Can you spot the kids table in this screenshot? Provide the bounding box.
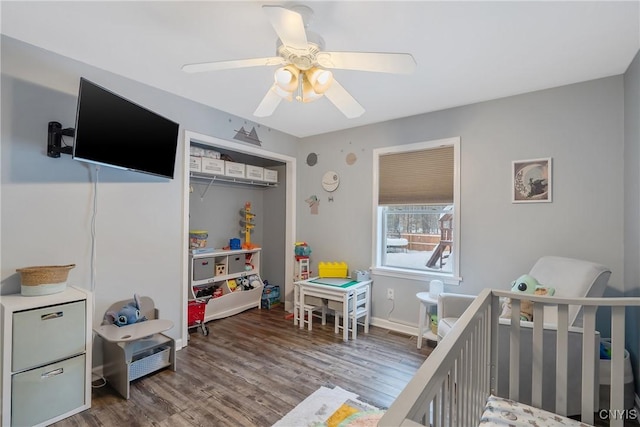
[293,277,372,342]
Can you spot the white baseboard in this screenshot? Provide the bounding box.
[91,365,104,380]
[174,337,184,350]
[370,316,419,336]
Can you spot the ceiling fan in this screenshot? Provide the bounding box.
[181,4,417,118]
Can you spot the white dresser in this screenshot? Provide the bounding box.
[1,287,92,426]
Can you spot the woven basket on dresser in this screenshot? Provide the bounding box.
[16,264,75,296]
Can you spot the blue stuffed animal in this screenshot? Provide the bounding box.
[106,294,147,327]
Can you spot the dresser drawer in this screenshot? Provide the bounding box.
[12,300,86,372]
[11,354,86,427]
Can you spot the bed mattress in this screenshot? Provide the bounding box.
[479,395,591,426]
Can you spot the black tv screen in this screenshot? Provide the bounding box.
[72,78,179,179]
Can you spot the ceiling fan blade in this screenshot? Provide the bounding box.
[262,5,308,51]
[317,52,417,74]
[253,86,283,117]
[182,57,286,73]
[324,79,365,119]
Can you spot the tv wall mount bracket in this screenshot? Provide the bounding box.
[47,121,75,158]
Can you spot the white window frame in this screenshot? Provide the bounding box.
[371,136,462,285]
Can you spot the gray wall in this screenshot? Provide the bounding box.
[189,185,267,250]
[299,76,626,331]
[0,36,299,355]
[624,49,640,396]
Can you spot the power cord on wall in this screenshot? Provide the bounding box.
[90,165,108,388]
[90,165,99,297]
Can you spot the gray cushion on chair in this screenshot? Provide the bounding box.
[528,256,610,326]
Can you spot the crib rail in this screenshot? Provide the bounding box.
[379,288,495,427]
[380,289,640,427]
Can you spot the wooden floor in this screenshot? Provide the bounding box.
[52,305,433,427]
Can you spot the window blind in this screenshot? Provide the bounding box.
[379,146,454,205]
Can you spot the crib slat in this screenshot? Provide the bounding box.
[610,306,626,427]
[463,339,470,425]
[455,348,467,422]
[581,305,596,425]
[469,327,477,424]
[435,380,444,426]
[509,299,521,401]
[448,363,455,426]
[490,294,501,398]
[555,304,569,416]
[531,303,544,408]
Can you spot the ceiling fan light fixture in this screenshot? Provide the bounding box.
[296,76,323,103]
[183,4,418,118]
[271,84,293,101]
[306,67,333,94]
[274,65,300,92]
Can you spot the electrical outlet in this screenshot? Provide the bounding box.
[387,288,394,300]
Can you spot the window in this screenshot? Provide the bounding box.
[372,137,460,283]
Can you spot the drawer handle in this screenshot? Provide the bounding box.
[41,311,63,320]
[41,368,64,379]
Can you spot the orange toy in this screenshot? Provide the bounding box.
[240,202,259,250]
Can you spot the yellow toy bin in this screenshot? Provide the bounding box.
[318,262,348,278]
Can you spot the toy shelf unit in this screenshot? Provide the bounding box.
[1,287,93,427]
[93,296,176,400]
[189,248,264,322]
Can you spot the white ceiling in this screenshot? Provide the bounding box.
[1,1,639,138]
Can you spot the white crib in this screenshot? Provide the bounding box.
[380,289,640,427]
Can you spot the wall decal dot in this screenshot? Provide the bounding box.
[346,152,357,165]
[306,153,318,166]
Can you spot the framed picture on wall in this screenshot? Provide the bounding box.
[512,157,552,203]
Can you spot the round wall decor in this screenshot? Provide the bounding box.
[306,153,318,166]
[346,152,357,165]
[321,171,340,192]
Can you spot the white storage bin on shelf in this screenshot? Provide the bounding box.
[190,156,202,172]
[201,157,225,175]
[245,165,264,181]
[225,161,245,178]
[263,168,278,183]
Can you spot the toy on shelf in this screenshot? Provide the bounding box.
[239,202,259,250]
[294,242,312,280]
[295,242,312,257]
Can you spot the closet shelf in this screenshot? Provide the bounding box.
[190,172,278,189]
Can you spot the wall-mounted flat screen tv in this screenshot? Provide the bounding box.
[72,78,180,179]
